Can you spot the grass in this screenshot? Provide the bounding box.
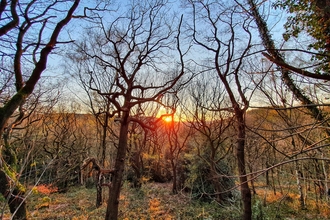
[0,182,230,220]
[1,182,330,219]
[252,186,330,220]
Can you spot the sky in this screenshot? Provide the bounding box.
[30,0,305,114]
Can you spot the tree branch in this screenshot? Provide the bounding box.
[262,52,330,80]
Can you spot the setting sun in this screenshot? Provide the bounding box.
[162,116,173,123]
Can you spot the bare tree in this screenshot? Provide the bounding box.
[184,74,236,203]
[250,63,330,209]
[69,1,188,219]
[81,157,115,207]
[0,1,82,218]
[247,0,330,206]
[162,108,193,194]
[68,58,119,169]
[186,1,255,219]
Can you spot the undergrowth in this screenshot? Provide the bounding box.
[1,182,330,219]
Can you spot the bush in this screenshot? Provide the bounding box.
[184,153,236,204]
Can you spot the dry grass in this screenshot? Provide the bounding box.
[254,186,330,219]
[119,182,189,219]
[1,182,209,219]
[2,182,330,219]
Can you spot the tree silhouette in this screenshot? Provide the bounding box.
[69,1,188,218]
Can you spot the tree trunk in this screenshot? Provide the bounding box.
[101,102,110,168]
[209,162,224,203]
[321,152,328,201]
[294,160,306,209]
[171,159,177,194]
[265,161,270,186]
[0,170,27,220]
[236,112,252,220]
[248,164,257,195]
[105,112,129,220]
[0,138,27,220]
[96,171,103,208]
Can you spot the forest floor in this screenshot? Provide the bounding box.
[1,182,330,219]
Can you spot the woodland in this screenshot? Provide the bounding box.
[1,0,330,219]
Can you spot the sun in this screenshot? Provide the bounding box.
[162,116,173,123]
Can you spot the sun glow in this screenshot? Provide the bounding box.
[162,116,173,123]
[157,107,183,123]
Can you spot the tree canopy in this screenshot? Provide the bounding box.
[275,0,330,73]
